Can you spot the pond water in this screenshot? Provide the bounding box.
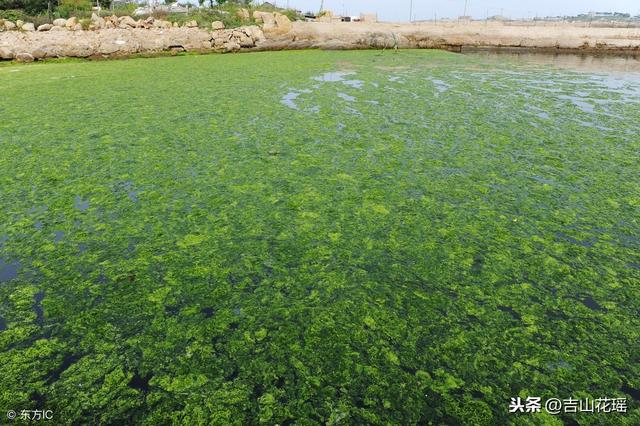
[0,50,639,424]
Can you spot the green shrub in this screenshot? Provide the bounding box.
[0,9,26,22]
[56,0,91,18]
[108,4,137,17]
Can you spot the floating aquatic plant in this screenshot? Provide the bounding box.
[0,50,639,424]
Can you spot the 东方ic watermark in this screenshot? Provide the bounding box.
[509,396,627,415]
[6,409,53,421]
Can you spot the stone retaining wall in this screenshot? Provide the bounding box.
[1,15,639,62]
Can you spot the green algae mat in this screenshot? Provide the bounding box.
[1,50,639,425]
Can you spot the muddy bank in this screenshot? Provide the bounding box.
[1,20,639,62]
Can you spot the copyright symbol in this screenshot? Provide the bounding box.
[7,410,16,420]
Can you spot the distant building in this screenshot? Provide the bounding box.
[360,13,377,23]
[134,2,189,16]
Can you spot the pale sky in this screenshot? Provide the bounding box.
[271,0,640,22]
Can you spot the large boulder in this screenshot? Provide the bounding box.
[184,20,198,28]
[211,20,224,30]
[22,22,35,31]
[244,25,266,44]
[37,24,53,31]
[3,20,17,30]
[91,13,105,29]
[258,12,291,35]
[152,19,172,29]
[232,29,253,48]
[274,13,291,32]
[16,52,34,62]
[65,17,77,29]
[53,18,67,27]
[118,16,137,28]
[253,11,275,25]
[0,46,13,59]
[225,40,241,52]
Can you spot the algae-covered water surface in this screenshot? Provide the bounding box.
[1,50,639,424]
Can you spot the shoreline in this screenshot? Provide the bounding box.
[2,20,640,63]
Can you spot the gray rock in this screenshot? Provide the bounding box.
[37,24,53,31]
[118,16,137,28]
[224,40,241,52]
[65,17,77,29]
[16,52,34,62]
[22,23,36,31]
[211,21,225,30]
[53,18,67,27]
[0,47,13,59]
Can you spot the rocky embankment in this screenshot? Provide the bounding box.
[2,11,640,62]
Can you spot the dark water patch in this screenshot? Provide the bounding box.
[74,196,89,212]
[77,243,87,254]
[0,315,6,331]
[555,232,597,248]
[30,391,46,407]
[164,305,180,316]
[0,234,7,249]
[225,369,239,382]
[628,262,640,270]
[114,180,139,203]
[46,353,82,384]
[0,259,20,282]
[201,307,215,318]
[621,385,640,401]
[497,305,522,321]
[34,291,45,326]
[581,296,604,311]
[471,390,485,399]
[400,365,417,375]
[617,233,640,249]
[35,220,43,230]
[128,190,138,203]
[54,230,64,243]
[471,255,484,274]
[129,372,153,392]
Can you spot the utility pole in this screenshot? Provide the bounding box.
[409,0,413,22]
[319,0,324,14]
[463,0,469,17]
